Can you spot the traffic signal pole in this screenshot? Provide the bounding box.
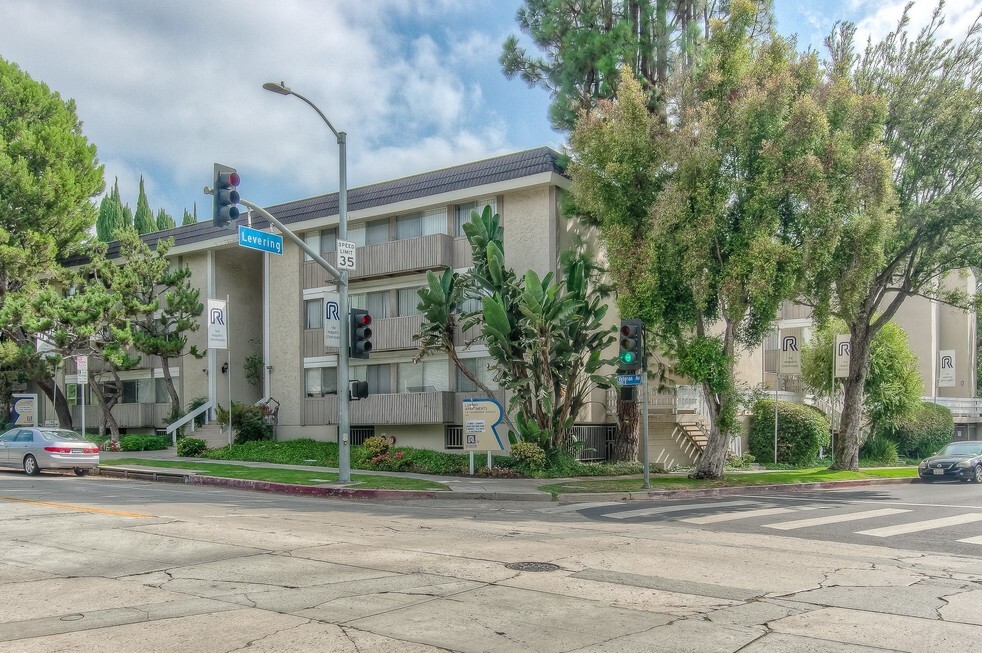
[236,197,354,483]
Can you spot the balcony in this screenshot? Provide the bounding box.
[304,391,458,425]
[303,233,454,288]
[303,315,425,358]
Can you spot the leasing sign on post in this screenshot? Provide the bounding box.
[939,349,956,388]
[207,299,228,350]
[779,333,802,375]
[834,334,851,379]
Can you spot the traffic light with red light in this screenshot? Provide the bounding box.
[213,163,240,229]
[619,319,644,371]
[350,309,373,359]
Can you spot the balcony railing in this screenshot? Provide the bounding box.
[303,233,454,288]
[303,315,426,357]
[304,391,458,425]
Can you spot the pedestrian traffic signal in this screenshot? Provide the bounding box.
[350,309,373,359]
[212,163,240,229]
[350,380,369,400]
[619,319,643,371]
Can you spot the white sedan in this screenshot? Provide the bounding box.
[0,427,100,476]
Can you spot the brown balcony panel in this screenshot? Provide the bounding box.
[304,391,457,425]
[304,329,340,358]
[303,234,454,288]
[372,315,423,351]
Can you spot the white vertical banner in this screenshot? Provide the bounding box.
[779,332,801,375]
[323,292,340,348]
[938,349,956,388]
[207,299,228,350]
[834,334,851,379]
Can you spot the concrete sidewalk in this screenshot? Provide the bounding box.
[97,450,918,502]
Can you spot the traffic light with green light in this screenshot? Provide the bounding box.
[619,319,643,371]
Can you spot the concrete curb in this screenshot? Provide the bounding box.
[98,465,919,503]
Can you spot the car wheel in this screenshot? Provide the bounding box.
[73,468,89,477]
[973,465,982,484]
[23,455,39,476]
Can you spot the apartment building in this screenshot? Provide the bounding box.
[55,147,617,452]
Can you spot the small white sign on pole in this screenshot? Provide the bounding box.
[938,349,956,388]
[207,299,228,350]
[75,355,88,384]
[834,334,851,379]
[337,239,357,271]
[323,292,340,348]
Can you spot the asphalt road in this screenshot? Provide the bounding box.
[4,471,982,652]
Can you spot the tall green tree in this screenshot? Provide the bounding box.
[501,0,773,130]
[811,5,982,470]
[181,203,197,226]
[0,55,104,422]
[112,230,203,417]
[156,208,176,231]
[569,2,893,478]
[133,176,155,234]
[96,178,126,242]
[801,319,921,439]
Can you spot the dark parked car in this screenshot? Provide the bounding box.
[0,427,99,476]
[918,442,982,483]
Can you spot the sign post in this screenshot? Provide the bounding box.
[75,355,88,437]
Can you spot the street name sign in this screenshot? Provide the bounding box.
[238,225,283,255]
[337,239,356,271]
[617,374,643,386]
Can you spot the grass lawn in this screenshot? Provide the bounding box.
[538,466,918,494]
[106,458,450,491]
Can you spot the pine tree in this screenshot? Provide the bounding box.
[133,176,155,234]
[156,208,175,231]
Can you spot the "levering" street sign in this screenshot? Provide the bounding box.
[238,225,283,255]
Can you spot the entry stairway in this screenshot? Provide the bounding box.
[191,423,231,450]
[647,408,710,470]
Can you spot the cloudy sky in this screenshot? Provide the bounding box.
[1,0,978,222]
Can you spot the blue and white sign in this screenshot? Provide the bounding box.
[238,225,283,255]
[323,292,340,348]
[617,374,643,386]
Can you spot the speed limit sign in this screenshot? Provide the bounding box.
[337,239,356,271]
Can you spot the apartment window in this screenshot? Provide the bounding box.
[305,367,338,397]
[456,357,498,392]
[304,299,323,329]
[397,287,424,317]
[398,361,449,393]
[119,379,155,404]
[353,364,392,394]
[347,224,366,247]
[320,228,337,254]
[303,231,320,262]
[455,198,496,236]
[155,378,170,404]
[351,291,391,318]
[365,219,390,246]
[396,208,447,240]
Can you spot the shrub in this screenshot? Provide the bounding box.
[749,399,830,467]
[879,401,953,459]
[177,438,208,457]
[217,402,272,445]
[509,441,547,472]
[860,435,900,466]
[362,435,390,458]
[119,434,170,452]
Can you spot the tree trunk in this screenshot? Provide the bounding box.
[612,398,640,461]
[36,377,74,428]
[832,322,873,471]
[689,380,730,479]
[161,356,182,417]
[89,375,121,443]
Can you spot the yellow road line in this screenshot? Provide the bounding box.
[0,496,154,518]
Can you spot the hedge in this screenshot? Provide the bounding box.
[749,399,830,467]
[878,401,953,459]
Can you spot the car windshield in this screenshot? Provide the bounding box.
[39,429,87,442]
[940,444,982,457]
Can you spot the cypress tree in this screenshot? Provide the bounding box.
[156,208,176,231]
[133,176,155,234]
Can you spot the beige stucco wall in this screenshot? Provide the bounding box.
[213,247,264,409]
[179,251,211,407]
[502,186,556,278]
[267,239,307,434]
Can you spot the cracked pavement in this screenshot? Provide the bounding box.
[1,476,982,652]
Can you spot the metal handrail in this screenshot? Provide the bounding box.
[165,400,214,445]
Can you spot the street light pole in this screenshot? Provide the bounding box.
[263,81,353,483]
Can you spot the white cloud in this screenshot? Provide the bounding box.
[853,0,982,45]
[0,0,543,219]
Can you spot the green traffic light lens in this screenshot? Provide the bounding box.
[621,352,635,363]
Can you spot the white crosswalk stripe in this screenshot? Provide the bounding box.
[601,500,762,520]
[956,535,982,545]
[763,508,911,531]
[537,502,624,514]
[856,513,982,537]
[680,507,797,524]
